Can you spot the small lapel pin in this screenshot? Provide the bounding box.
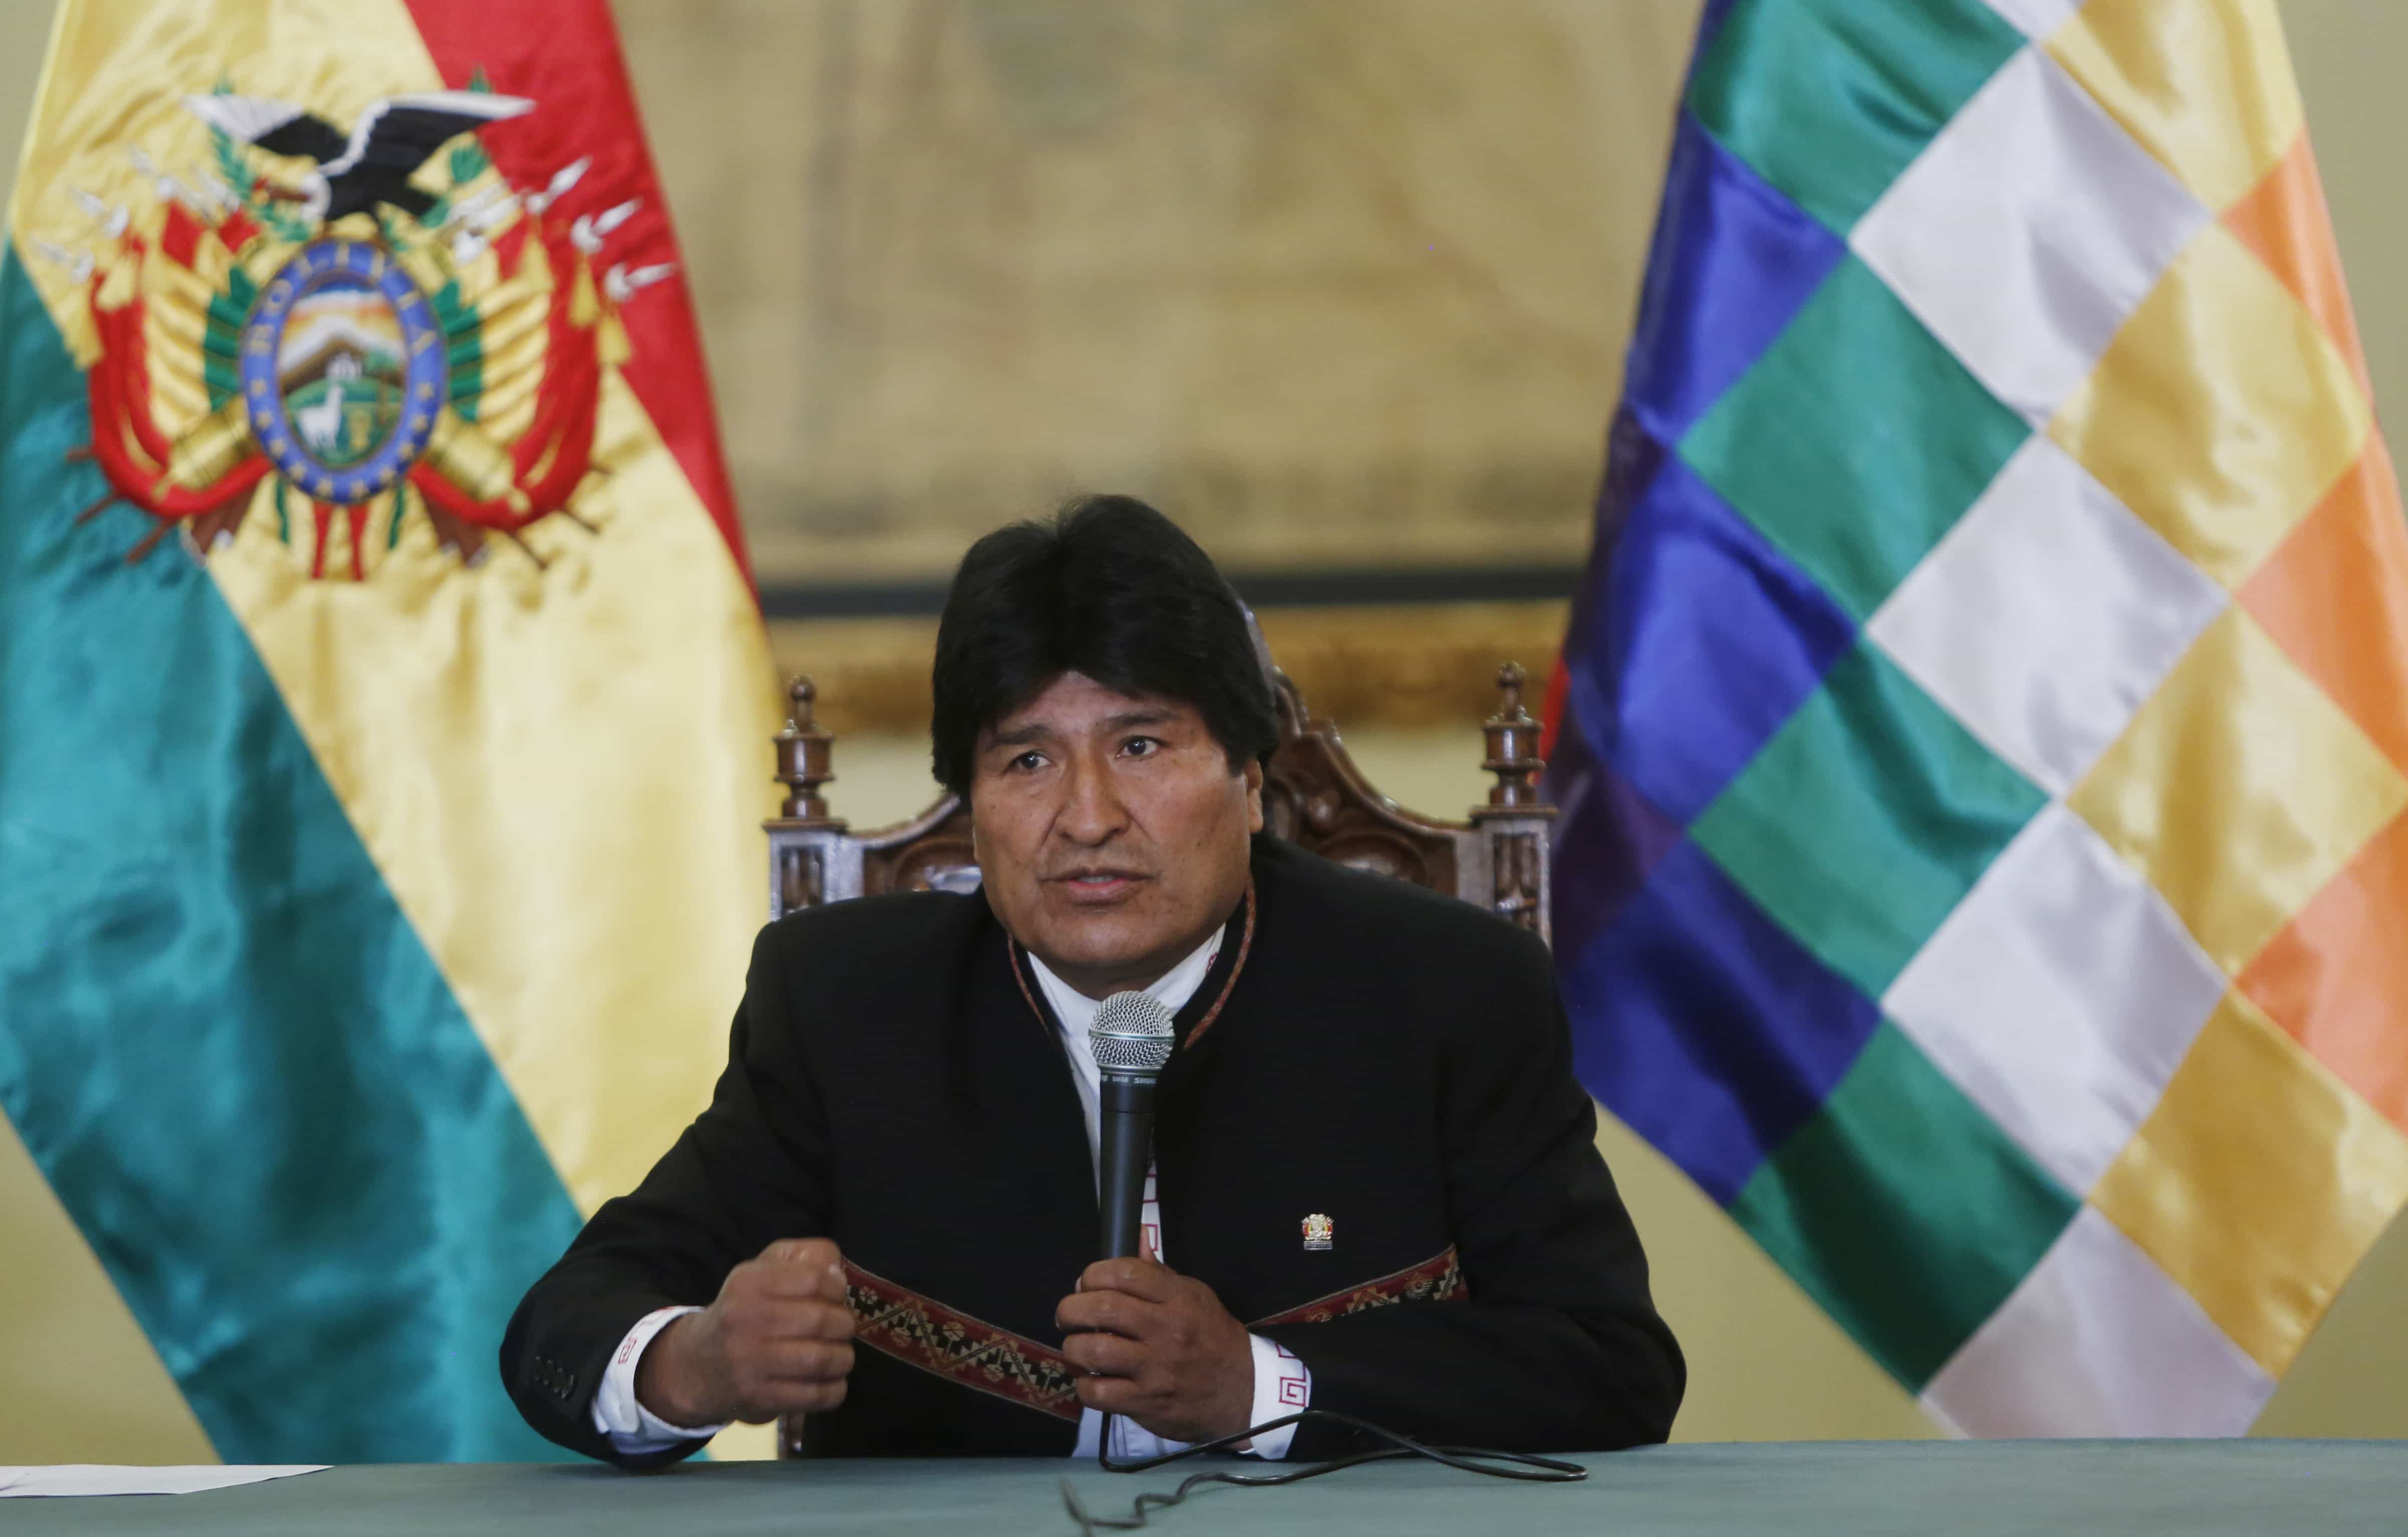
[1302,1212,1333,1251]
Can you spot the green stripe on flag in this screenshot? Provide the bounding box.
[1694,639,2045,999]
[1679,257,2031,622]
[0,252,584,1463]
[1731,1024,2078,1390]
[1688,0,2024,235]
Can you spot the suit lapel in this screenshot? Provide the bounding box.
[961,918,1099,1255]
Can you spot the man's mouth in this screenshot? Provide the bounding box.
[1049,869,1149,903]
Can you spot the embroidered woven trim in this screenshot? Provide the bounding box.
[842,1259,1082,1422]
[1006,882,1256,1051]
[843,1242,1465,1420]
[1181,883,1255,1049]
[1249,1246,1468,1327]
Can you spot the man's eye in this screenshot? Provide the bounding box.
[1010,751,1047,773]
[1121,737,1160,758]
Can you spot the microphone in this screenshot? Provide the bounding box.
[1089,992,1175,1261]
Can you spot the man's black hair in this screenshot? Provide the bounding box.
[930,495,1277,798]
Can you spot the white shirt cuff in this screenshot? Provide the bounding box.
[590,1305,727,1454]
[1239,1334,1310,1460]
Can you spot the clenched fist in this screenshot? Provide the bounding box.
[636,1237,856,1427]
[1056,1256,1255,1445]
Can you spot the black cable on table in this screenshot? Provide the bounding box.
[1060,1410,1586,1533]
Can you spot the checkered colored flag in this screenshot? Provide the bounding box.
[1551,0,2408,1435]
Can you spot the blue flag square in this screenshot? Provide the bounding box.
[1619,112,1847,447]
[1562,429,1855,828]
[1561,839,1883,1206]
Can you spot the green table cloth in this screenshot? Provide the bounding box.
[5,1441,2401,1535]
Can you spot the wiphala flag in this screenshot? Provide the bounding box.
[1552,0,2408,1435]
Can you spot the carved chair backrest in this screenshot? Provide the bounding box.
[764,662,1556,947]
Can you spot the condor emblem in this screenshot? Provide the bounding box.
[1302,1213,1333,1252]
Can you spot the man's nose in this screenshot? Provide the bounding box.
[1056,755,1130,844]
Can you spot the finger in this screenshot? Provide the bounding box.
[771,1300,856,1342]
[756,1238,848,1298]
[760,1236,840,1268]
[750,1338,854,1383]
[1056,1289,1159,1340]
[727,1297,855,1343]
[1074,1375,1161,1418]
[741,1375,849,1421]
[1060,1330,1148,1379]
[1077,1257,1182,1304]
[743,1264,853,1305]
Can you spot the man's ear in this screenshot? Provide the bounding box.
[1242,757,1265,834]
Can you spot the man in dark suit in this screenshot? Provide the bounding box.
[502,497,1684,1464]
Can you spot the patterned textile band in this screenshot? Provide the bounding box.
[842,1259,1085,1421]
[1007,882,1257,1051]
[842,1244,1466,1419]
[1251,1246,1468,1327]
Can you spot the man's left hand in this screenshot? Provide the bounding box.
[1056,1256,1254,1444]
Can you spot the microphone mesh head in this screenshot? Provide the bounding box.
[1090,991,1176,1074]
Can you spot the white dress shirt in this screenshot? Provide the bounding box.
[593,929,1309,1458]
[1025,934,1310,1462]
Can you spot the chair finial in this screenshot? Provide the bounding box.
[1496,662,1527,717]
[774,674,837,821]
[1481,662,1543,809]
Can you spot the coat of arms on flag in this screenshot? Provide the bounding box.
[40,78,676,580]
[1552,0,2408,1438]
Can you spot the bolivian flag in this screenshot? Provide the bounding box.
[0,1,777,1459]
[1554,0,2408,1435]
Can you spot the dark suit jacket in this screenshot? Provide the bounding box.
[502,834,1684,1463]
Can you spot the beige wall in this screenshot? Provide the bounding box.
[4,0,2407,1460]
[0,0,41,216]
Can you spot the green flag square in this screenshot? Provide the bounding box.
[1678,257,2031,622]
[1693,639,2046,1000]
[1688,0,2026,236]
[1731,1023,2080,1390]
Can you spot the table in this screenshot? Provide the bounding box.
[4,1441,2401,1535]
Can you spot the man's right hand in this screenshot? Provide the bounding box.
[635,1237,856,1427]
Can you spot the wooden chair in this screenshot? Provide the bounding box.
[763,660,1557,946]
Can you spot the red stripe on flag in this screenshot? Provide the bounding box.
[401,0,754,589]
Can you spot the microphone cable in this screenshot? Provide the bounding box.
[1059,1410,1586,1533]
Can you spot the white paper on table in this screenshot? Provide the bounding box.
[0,1465,328,1497]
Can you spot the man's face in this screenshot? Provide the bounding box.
[970,671,1263,999]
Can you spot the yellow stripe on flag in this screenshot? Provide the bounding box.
[206,374,779,1212]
